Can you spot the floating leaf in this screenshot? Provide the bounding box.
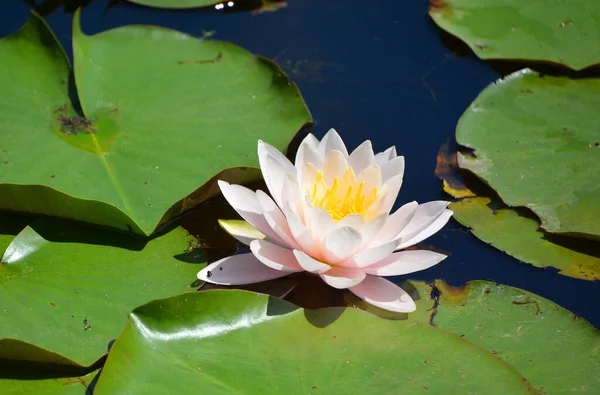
[94,286,535,393]
[0,12,311,235]
[1,368,99,395]
[435,139,475,198]
[429,0,600,70]
[456,69,600,239]
[0,219,204,367]
[450,197,600,280]
[433,280,600,393]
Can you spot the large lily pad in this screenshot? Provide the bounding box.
[1,370,98,395]
[0,12,311,235]
[94,286,535,393]
[433,280,600,393]
[456,69,600,239]
[0,219,205,367]
[429,0,600,70]
[450,197,600,281]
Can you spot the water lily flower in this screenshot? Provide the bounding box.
[197,129,452,312]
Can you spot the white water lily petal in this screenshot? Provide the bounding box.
[282,174,301,217]
[322,226,363,263]
[356,164,383,192]
[258,140,295,209]
[218,181,286,245]
[397,209,453,250]
[337,214,366,231]
[349,276,416,312]
[373,174,403,216]
[357,214,388,248]
[374,146,397,166]
[348,140,375,175]
[256,190,298,249]
[396,201,450,243]
[218,219,265,246]
[375,201,418,245]
[293,250,332,274]
[296,134,322,180]
[319,128,348,157]
[364,250,447,276]
[344,238,401,268]
[304,204,337,243]
[321,149,350,185]
[380,156,405,183]
[284,204,318,256]
[250,239,302,272]
[320,267,366,289]
[197,254,290,285]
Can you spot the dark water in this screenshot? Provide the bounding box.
[1,0,598,327]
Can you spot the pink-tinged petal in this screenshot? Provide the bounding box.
[320,267,366,289]
[250,239,302,272]
[374,146,397,166]
[256,190,299,249]
[349,276,416,312]
[295,134,322,180]
[396,201,450,245]
[197,254,290,285]
[397,209,453,250]
[321,150,350,186]
[293,250,332,274]
[363,250,447,276]
[258,140,295,209]
[348,140,375,176]
[375,201,418,245]
[380,156,405,183]
[344,238,400,268]
[358,214,387,247]
[319,128,349,157]
[218,219,265,246]
[282,175,302,217]
[356,164,382,191]
[285,204,318,256]
[218,181,286,245]
[337,214,366,231]
[322,226,363,263]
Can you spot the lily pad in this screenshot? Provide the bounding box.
[0,219,205,367]
[428,0,600,70]
[433,280,600,393]
[94,286,534,393]
[0,12,311,235]
[1,369,99,395]
[450,197,600,281]
[456,69,600,239]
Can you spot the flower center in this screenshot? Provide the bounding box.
[309,169,378,221]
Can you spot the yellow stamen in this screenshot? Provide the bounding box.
[308,169,379,221]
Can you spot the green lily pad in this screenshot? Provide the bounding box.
[456,69,600,239]
[94,285,535,393]
[428,0,600,70]
[0,12,310,236]
[450,197,600,281]
[433,280,600,393]
[0,219,205,367]
[1,369,99,395]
